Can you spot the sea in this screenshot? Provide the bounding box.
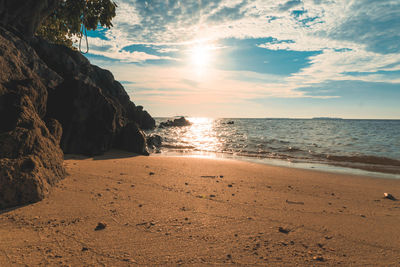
[146,118,400,179]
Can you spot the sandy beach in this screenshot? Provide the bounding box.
[1,150,400,266]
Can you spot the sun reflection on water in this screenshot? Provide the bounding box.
[183,117,220,153]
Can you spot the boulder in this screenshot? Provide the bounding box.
[147,134,163,153]
[0,0,60,40]
[31,38,155,155]
[159,117,192,128]
[0,27,66,209]
[115,123,149,155]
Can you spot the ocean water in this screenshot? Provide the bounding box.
[147,118,400,177]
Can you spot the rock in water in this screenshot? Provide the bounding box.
[147,134,162,150]
[159,117,192,128]
[31,38,155,155]
[0,27,66,209]
[115,123,149,155]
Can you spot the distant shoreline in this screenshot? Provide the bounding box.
[148,118,400,178]
[154,117,400,121]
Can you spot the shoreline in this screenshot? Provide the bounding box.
[151,150,400,180]
[1,151,400,265]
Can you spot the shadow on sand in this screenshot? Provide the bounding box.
[64,149,142,161]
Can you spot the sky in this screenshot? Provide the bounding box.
[84,0,400,119]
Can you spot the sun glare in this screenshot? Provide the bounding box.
[189,42,214,76]
[191,44,210,67]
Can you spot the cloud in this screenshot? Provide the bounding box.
[278,0,303,11]
[83,0,400,111]
[327,0,400,54]
[207,0,249,22]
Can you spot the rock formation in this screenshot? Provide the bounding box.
[0,0,60,40]
[159,117,192,128]
[31,38,155,155]
[0,0,155,209]
[0,27,65,209]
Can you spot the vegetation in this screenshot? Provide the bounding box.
[36,0,117,48]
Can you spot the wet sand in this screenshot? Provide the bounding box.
[1,150,400,266]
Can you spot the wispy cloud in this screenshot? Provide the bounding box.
[83,0,400,118]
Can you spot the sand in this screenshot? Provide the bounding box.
[1,150,400,266]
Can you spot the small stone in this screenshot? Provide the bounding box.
[278,227,290,234]
[209,194,216,198]
[313,256,325,261]
[81,247,89,252]
[384,193,397,200]
[149,172,155,175]
[185,182,189,185]
[94,222,107,231]
[220,175,224,178]
[138,204,143,207]
[228,184,233,187]
[226,254,232,259]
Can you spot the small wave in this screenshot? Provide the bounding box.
[161,144,196,149]
[324,154,400,166]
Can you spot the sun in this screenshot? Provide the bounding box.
[191,44,210,67]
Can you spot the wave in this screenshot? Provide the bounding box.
[161,144,196,149]
[324,154,400,167]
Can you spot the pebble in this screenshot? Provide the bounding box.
[313,256,325,261]
[94,222,107,231]
[278,227,290,234]
[384,193,396,200]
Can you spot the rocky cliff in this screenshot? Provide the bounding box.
[0,0,155,209]
[31,38,155,155]
[0,27,66,209]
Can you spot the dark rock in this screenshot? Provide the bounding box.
[31,38,155,155]
[159,117,192,128]
[0,0,60,40]
[383,193,397,200]
[313,256,325,261]
[146,134,162,149]
[114,122,149,155]
[45,118,62,144]
[94,222,107,231]
[278,227,290,234]
[0,27,66,209]
[227,121,234,124]
[0,0,155,210]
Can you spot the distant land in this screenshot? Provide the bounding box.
[312,117,343,120]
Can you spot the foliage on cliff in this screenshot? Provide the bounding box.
[36,0,117,47]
